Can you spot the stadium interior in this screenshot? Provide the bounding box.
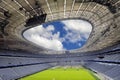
[0,0,120,80]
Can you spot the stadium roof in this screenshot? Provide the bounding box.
[0,0,120,54]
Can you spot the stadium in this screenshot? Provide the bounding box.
[0,0,120,80]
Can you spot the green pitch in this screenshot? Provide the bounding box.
[20,66,100,80]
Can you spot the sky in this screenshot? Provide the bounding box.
[23,19,92,51]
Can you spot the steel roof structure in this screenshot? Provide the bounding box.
[0,0,120,80]
[0,0,120,54]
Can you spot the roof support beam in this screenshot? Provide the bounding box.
[75,0,84,16]
[24,0,38,15]
[69,0,75,17]
[45,0,53,19]
[64,0,66,18]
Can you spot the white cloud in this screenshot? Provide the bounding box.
[30,34,63,51]
[23,25,64,51]
[61,20,92,43]
[78,43,82,46]
[62,31,83,43]
[23,20,92,51]
[46,25,54,31]
[62,20,92,33]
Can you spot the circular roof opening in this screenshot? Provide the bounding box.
[23,19,92,51]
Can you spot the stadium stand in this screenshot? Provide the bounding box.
[0,0,119,80]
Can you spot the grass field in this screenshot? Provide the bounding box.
[20,66,100,80]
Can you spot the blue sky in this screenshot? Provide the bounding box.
[23,19,92,51]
